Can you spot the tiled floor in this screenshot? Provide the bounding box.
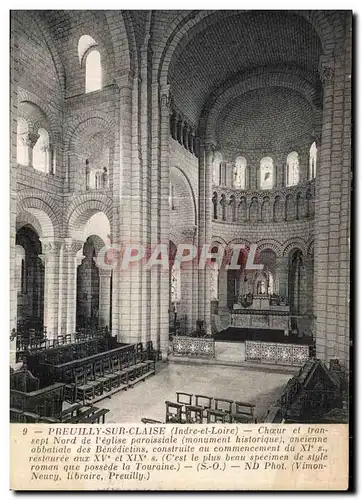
[97,362,291,423]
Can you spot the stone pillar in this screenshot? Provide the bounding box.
[39,239,62,339]
[113,73,133,342]
[98,268,111,328]
[198,143,214,333]
[180,227,197,333]
[276,256,289,300]
[159,85,171,357]
[314,19,351,367]
[60,239,84,338]
[25,132,39,167]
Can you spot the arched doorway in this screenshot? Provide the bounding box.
[15,225,44,333]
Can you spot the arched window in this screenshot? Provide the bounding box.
[260,157,274,190]
[17,119,28,165]
[78,35,97,62]
[309,142,317,180]
[33,128,50,173]
[233,156,247,189]
[286,151,300,187]
[213,152,223,185]
[85,50,102,93]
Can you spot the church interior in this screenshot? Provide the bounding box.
[10,10,351,424]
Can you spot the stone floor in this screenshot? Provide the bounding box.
[97,362,291,423]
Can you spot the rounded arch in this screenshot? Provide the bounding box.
[66,114,116,154]
[307,239,315,257]
[256,239,283,257]
[16,211,43,237]
[66,193,113,241]
[83,234,107,257]
[78,35,98,63]
[17,189,61,238]
[283,237,307,257]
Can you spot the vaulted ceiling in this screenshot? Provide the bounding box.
[216,87,315,151]
[168,11,323,126]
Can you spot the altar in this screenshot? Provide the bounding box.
[231,294,290,334]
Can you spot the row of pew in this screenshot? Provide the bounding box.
[15,328,109,362]
[11,338,160,422]
[10,370,109,423]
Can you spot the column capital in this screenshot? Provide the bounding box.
[24,132,40,149]
[204,142,217,152]
[63,238,84,255]
[181,226,197,242]
[40,238,63,255]
[319,55,335,86]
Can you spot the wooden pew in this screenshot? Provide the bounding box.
[10,382,65,422]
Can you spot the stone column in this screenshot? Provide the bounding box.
[39,239,62,339]
[60,239,84,338]
[314,19,351,367]
[276,256,289,300]
[159,85,171,357]
[113,73,133,342]
[197,143,214,333]
[25,132,39,167]
[98,268,112,328]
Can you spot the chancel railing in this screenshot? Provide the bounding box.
[171,336,215,358]
[245,340,310,366]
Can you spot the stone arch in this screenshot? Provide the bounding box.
[256,239,283,257]
[66,114,117,153]
[17,88,61,139]
[83,234,106,257]
[307,239,315,257]
[282,238,307,257]
[16,211,43,238]
[17,189,61,239]
[66,193,113,241]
